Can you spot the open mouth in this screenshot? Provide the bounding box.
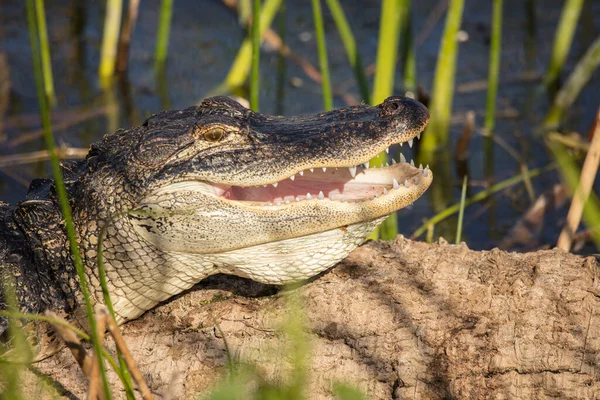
[197,147,430,207]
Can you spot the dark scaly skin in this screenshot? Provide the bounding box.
[0,96,431,331]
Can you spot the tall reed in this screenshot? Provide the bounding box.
[222,0,282,93]
[34,0,55,106]
[484,0,503,134]
[99,0,123,87]
[368,0,409,240]
[544,0,585,91]
[420,0,465,152]
[312,0,333,111]
[26,0,112,396]
[325,0,370,103]
[544,36,600,129]
[155,0,174,72]
[250,0,261,111]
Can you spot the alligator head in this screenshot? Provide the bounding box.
[8,96,432,324]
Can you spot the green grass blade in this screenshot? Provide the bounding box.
[324,0,370,103]
[250,0,261,111]
[544,0,585,90]
[420,0,465,151]
[155,0,174,72]
[401,15,416,93]
[455,175,468,244]
[34,0,55,106]
[544,36,600,129]
[411,163,556,239]
[220,0,282,94]
[312,0,333,111]
[26,1,112,397]
[99,0,123,88]
[275,0,287,115]
[548,139,600,249]
[368,0,409,240]
[484,0,502,133]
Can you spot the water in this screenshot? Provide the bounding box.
[0,0,598,252]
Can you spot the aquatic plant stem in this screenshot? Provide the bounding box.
[325,0,370,103]
[456,175,467,244]
[155,0,173,72]
[484,0,502,133]
[554,111,600,250]
[250,0,261,111]
[544,36,600,129]
[544,0,585,90]
[34,0,55,106]
[222,0,282,92]
[420,0,465,151]
[99,0,123,88]
[26,0,112,397]
[368,0,408,240]
[411,163,556,239]
[312,0,333,111]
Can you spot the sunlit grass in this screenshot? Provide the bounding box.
[312,0,333,111]
[98,0,123,88]
[250,0,262,111]
[367,0,410,240]
[544,36,600,129]
[543,0,585,91]
[325,0,370,103]
[154,0,174,73]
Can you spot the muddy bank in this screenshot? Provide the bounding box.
[32,237,600,399]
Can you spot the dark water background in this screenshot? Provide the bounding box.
[0,0,599,252]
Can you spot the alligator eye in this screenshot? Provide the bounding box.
[203,127,225,142]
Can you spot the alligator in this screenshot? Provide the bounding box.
[0,96,431,332]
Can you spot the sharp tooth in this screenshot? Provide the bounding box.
[329,193,335,200]
[348,166,357,178]
[408,139,414,148]
[419,164,423,170]
[290,175,295,181]
[375,194,379,198]
[295,197,300,202]
[413,177,419,184]
[417,132,421,140]
[404,179,410,188]
[306,193,312,200]
[285,200,290,204]
[410,160,415,167]
[299,171,304,176]
[364,161,369,169]
[385,148,389,154]
[275,200,282,205]
[272,182,278,188]
[383,188,388,195]
[399,142,403,147]
[393,178,399,190]
[310,168,314,173]
[392,158,397,165]
[322,167,327,172]
[318,191,325,200]
[385,162,389,167]
[423,168,429,177]
[400,153,406,163]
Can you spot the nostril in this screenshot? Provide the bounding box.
[379,96,411,116]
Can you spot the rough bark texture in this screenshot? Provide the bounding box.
[28,237,600,399]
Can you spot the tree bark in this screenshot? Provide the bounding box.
[31,237,600,399]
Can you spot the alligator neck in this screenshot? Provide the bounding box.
[0,198,79,328]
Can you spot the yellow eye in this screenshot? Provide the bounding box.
[203,127,225,142]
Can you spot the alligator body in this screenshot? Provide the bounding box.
[0,96,431,329]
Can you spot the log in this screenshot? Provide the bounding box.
[31,237,600,399]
